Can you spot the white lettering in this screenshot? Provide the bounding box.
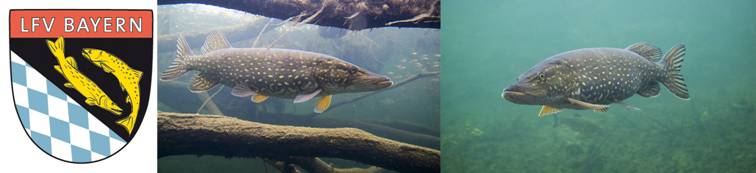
[130,17,142,32]
[77,18,89,32]
[103,18,112,32]
[20,17,28,32]
[89,17,101,32]
[65,18,74,32]
[116,18,125,32]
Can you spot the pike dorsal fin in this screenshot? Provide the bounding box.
[626,42,662,62]
[65,56,78,69]
[201,32,231,54]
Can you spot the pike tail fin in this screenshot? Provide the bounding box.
[660,44,689,100]
[116,113,138,135]
[161,34,192,80]
[46,36,65,59]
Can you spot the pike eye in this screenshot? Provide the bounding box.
[539,74,545,79]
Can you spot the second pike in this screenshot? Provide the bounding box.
[502,42,689,117]
[82,48,143,135]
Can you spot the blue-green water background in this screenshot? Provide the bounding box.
[442,0,756,172]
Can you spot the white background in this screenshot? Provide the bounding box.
[0,0,157,172]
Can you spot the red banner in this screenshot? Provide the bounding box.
[10,10,152,38]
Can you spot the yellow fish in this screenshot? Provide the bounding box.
[46,37,123,115]
[82,48,143,135]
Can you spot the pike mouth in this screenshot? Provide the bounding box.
[376,80,394,88]
[502,91,526,100]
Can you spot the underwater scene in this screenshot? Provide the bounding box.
[442,0,756,172]
[157,3,439,173]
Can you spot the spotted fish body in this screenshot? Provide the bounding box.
[187,48,350,97]
[503,43,689,117]
[46,37,123,115]
[82,48,143,134]
[161,33,393,113]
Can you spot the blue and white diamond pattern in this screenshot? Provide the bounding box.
[11,52,126,163]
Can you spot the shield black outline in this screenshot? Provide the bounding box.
[9,9,153,164]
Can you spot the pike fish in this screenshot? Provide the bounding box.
[502,42,689,117]
[160,33,393,113]
[46,36,123,115]
[82,48,143,134]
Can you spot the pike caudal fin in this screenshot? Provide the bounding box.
[46,36,65,59]
[161,35,192,80]
[116,114,137,135]
[660,44,689,99]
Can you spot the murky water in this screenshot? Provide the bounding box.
[441,0,756,172]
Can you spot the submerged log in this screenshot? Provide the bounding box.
[251,113,440,149]
[158,112,440,172]
[158,0,440,30]
[158,74,441,149]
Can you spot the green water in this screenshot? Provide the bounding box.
[441,0,756,172]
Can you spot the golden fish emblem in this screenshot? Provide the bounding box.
[81,48,143,135]
[46,36,123,115]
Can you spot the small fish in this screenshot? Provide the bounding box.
[82,48,143,134]
[502,42,689,117]
[46,36,123,115]
[161,32,393,113]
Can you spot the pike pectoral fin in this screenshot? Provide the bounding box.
[539,105,561,118]
[231,85,255,97]
[101,64,114,73]
[84,97,97,106]
[54,65,63,74]
[64,83,74,88]
[567,98,610,112]
[294,89,322,103]
[314,95,332,114]
[252,95,269,103]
